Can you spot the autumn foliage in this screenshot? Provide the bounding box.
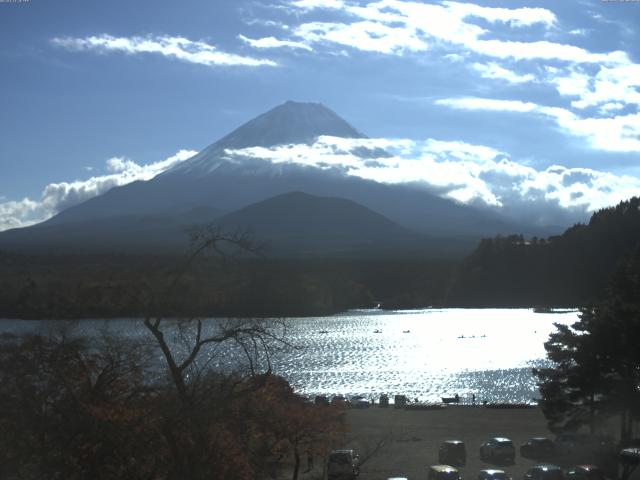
[0,331,346,480]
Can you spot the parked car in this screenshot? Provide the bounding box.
[523,465,563,480]
[351,398,371,409]
[480,438,516,464]
[621,438,640,448]
[619,447,640,466]
[619,438,640,467]
[395,394,407,408]
[439,440,467,466]
[520,438,555,460]
[479,469,511,480]
[328,449,360,480]
[428,465,461,480]
[566,465,605,480]
[332,395,346,405]
[314,395,329,406]
[554,434,614,457]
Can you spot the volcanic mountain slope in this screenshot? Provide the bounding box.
[0,101,538,256]
[40,101,367,225]
[214,191,437,256]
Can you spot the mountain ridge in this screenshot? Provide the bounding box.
[0,100,558,255]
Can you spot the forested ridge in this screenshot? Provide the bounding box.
[1,197,639,318]
[0,253,454,319]
[449,197,640,307]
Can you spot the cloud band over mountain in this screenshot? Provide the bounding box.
[0,150,196,232]
[2,137,638,232]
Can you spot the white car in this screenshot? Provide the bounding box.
[479,469,511,480]
[428,465,461,480]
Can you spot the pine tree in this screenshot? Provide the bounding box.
[535,246,640,441]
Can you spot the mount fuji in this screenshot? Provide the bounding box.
[0,101,534,256]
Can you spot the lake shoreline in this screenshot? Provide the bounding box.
[0,305,580,322]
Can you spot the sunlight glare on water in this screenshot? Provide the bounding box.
[274,308,578,403]
[0,308,577,403]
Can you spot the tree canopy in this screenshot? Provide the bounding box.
[535,245,640,443]
[450,197,640,306]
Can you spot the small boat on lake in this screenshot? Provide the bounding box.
[442,394,460,404]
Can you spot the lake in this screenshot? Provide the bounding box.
[0,308,578,404]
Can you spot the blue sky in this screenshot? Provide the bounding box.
[1,0,639,230]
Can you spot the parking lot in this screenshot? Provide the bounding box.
[341,406,627,480]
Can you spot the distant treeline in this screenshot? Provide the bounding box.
[0,253,455,319]
[2,197,639,319]
[448,197,640,307]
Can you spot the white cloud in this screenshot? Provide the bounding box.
[295,20,428,54]
[441,1,557,28]
[548,63,640,110]
[0,199,41,232]
[436,97,538,113]
[0,150,196,232]
[436,97,640,153]
[472,62,536,84]
[468,38,627,64]
[51,34,277,67]
[278,0,639,153]
[235,0,640,159]
[287,0,625,64]
[223,136,640,225]
[238,34,312,51]
[291,0,345,9]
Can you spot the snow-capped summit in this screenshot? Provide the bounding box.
[170,100,364,176]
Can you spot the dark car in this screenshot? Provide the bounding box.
[520,438,555,460]
[554,434,614,458]
[480,438,516,464]
[566,465,605,480]
[479,469,511,480]
[620,447,640,467]
[428,465,461,480]
[439,440,467,466]
[524,464,563,480]
[328,449,360,480]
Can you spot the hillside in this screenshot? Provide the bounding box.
[448,197,640,306]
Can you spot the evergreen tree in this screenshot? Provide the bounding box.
[534,246,640,441]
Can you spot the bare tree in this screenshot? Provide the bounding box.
[140,225,295,479]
